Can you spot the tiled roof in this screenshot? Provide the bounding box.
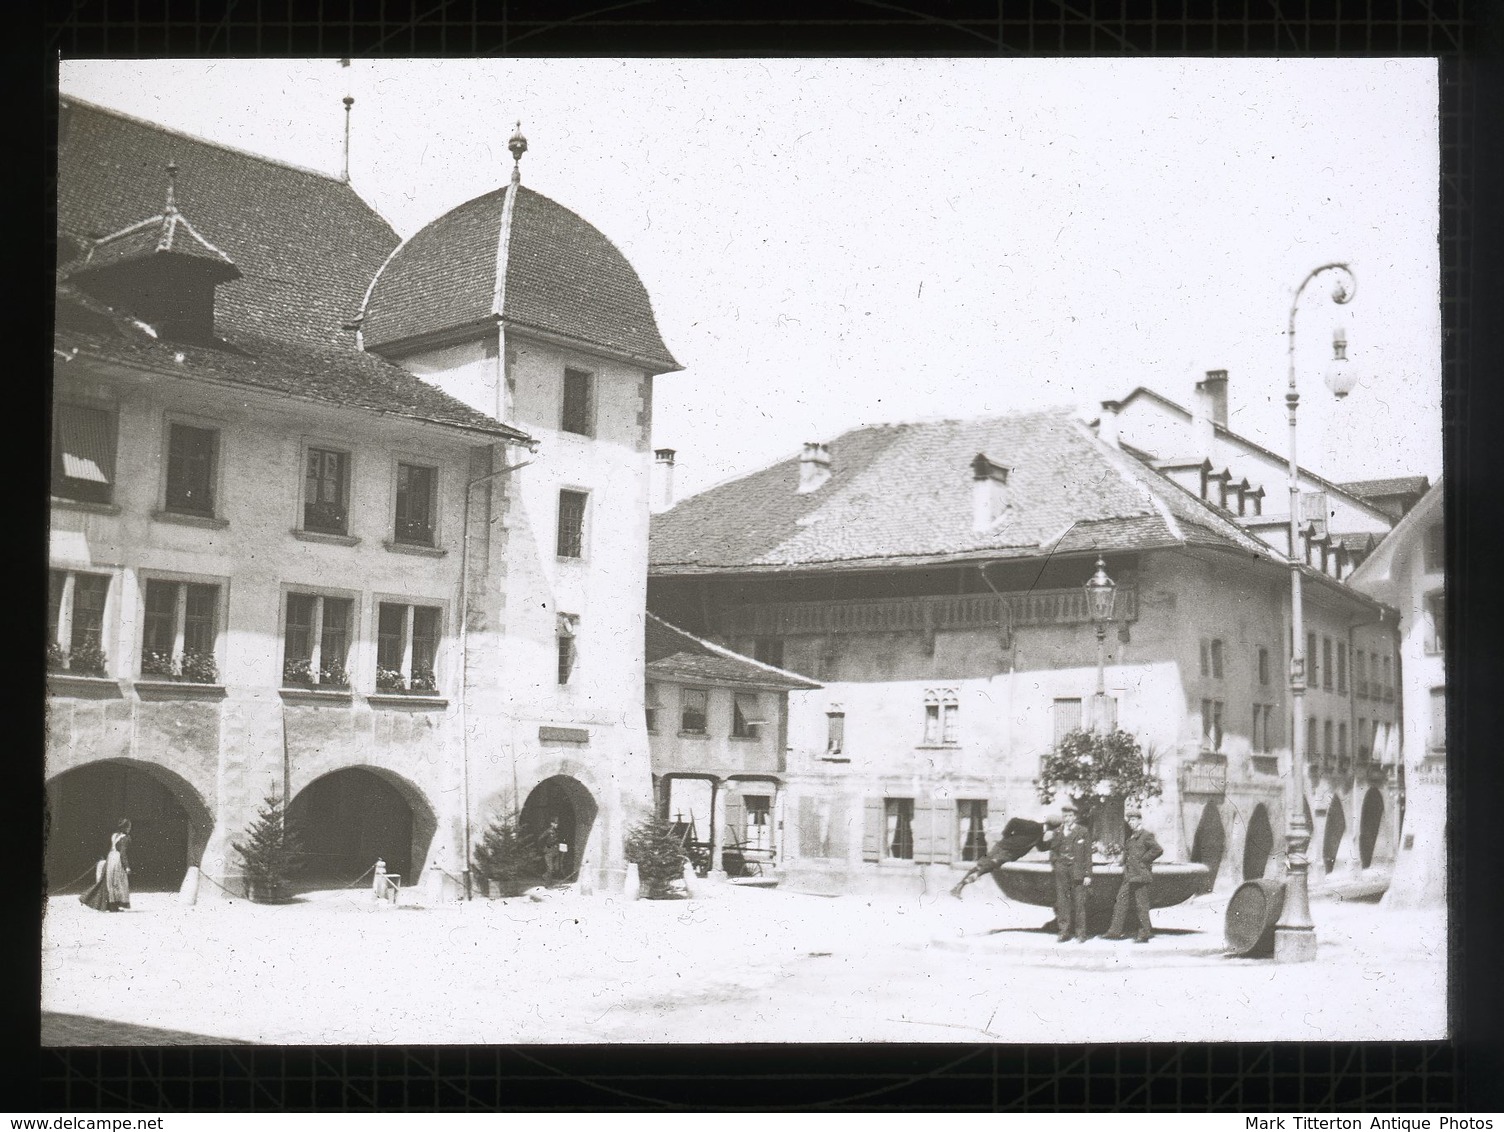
[1340,475,1431,500]
[359,184,681,372]
[57,97,399,347]
[645,614,821,690]
[54,284,530,443]
[650,410,1280,574]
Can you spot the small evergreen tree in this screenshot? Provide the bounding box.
[624,814,691,899]
[472,810,545,896]
[232,793,307,903]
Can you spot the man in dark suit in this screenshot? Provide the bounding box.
[949,816,1047,898]
[1051,803,1094,942]
[1106,808,1164,942]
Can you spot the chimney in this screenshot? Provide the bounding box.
[651,448,676,513]
[798,442,832,494]
[1197,370,1229,427]
[1191,380,1216,462]
[1098,400,1121,449]
[970,454,1011,532]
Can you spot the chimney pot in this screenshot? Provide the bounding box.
[650,448,677,513]
[1098,400,1121,449]
[970,453,1011,531]
[798,442,832,494]
[1197,369,1230,428]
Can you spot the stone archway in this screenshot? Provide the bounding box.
[1190,802,1227,888]
[46,758,214,893]
[1323,796,1347,875]
[520,775,599,883]
[1359,787,1385,869]
[1243,804,1274,881]
[288,766,437,885]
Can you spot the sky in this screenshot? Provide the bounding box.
[59,58,1442,500]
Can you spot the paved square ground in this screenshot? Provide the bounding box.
[41,882,1446,1044]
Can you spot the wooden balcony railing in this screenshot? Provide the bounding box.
[721,585,1139,639]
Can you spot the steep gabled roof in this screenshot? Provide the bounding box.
[650,409,1279,574]
[54,283,531,443]
[1340,475,1431,501]
[359,184,681,373]
[646,613,821,690]
[57,96,399,347]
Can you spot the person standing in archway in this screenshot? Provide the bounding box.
[542,818,562,881]
[80,819,132,912]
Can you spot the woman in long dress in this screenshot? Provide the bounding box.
[80,819,132,912]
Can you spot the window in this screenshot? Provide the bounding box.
[561,368,593,436]
[283,592,353,686]
[140,579,221,681]
[1425,591,1445,654]
[304,447,350,535]
[165,423,218,517]
[680,687,708,735]
[52,403,117,504]
[923,689,959,745]
[1323,720,1334,761]
[1210,639,1224,679]
[1306,718,1318,761]
[742,795,772,850]
[1200,699,1224,752]
[1199,639,1209,677]
[1337,643,1348,695]
[556,490,587,558]
[958,800,988,863]
[1381,655,1393,701]
[754,638,784,669]
[826,709,845,755]
[1357,717,1370,760]
[556,614,578,686]
[1257,646,1270,686]
[1429,688,1446,751]
[885,798,915,860]
[1338,722,1348,761]
[732,692,762,739]
[1253,704,1276,753]
[47,570,110,675]
[1053,698,1083,744]
[1321,638,1333,691]
[375,602,441,692]
[394,462,437,546]
[1355,651,1368,698]
[1424,523,1444,572]
[1306,632,1318,688]
[645,683,660,732]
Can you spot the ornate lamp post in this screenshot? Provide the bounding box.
[1084,557,1118,732]
[1274,262,1358,963]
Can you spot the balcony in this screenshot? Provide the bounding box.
[721,585,1139,640]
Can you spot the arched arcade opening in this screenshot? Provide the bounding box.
[1242,804,1274,881]
[1323,796,1347,876]
[287,766,436,886]
[520,775,598,883]
[1190,802,1227,889]
[1359,787,1385,869]
[46,759,213,893]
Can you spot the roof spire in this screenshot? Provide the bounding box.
[163,159,179,214]
[508,121,528,187]
[340,58,354,183]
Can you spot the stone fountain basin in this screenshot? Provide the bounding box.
[992,860,1213,924]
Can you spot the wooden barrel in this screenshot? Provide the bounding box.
[1225,878,1286,956]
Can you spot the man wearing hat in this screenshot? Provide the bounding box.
[1106,807,1164,943]
[1050,802,1094,942]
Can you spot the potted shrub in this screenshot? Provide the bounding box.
[409,665,437,693]
[283,657,315,686]
[179,650,219,684]
[232,792,307,904]
[46,642,69,673]
[624,814,691,899]
[68,643,108,677]
[375,666,406,693]
[472,810,545,897]
[320,660,350,689]
[141,650,177,678]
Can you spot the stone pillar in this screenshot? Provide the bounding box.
[709,779,727,875]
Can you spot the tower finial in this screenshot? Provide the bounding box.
[342,93,355,183]
[164,159,179,213]
[508,121,528,186]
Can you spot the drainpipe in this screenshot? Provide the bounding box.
[458,449,534,900]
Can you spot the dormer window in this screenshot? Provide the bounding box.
[970,454,1011,532]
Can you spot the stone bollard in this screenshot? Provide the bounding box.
[625,862,641,901]
[681,861,700,899]
[178,865,200,906]
[373,859,387,901]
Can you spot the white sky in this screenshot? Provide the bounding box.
[60,58,1442,499]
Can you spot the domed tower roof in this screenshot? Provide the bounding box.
[358,178,682,374]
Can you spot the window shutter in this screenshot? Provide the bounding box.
[861,798,882,862]
[57,404,116,484]
[723,792,746,848]
[925,799,953,865]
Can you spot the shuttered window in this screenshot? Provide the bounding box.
[53,403,117,504]
[1053,698,1083,744]
[862,797,954,864]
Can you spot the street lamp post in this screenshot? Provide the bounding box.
[1273,262,1358,963]
[1084,557,1118,732]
